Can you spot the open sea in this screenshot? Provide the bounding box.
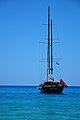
[0,86,80,120]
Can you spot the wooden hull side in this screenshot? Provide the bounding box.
[40,86,64,94]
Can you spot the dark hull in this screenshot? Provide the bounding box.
[39,86,64,94]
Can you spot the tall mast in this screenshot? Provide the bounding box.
[51,20,53,75]
[47,6,50,80]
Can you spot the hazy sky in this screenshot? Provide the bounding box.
[0,0,80,86]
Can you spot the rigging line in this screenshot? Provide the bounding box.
[39,2,49,82]
[49,3,62,80]
[54,62,61,79]
[39,27,47,81]
[39,6,51,81]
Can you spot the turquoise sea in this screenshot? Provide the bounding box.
[0,86,80,120]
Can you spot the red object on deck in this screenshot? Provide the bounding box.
[60,80,68,87]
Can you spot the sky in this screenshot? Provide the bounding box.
[0,0,80,86]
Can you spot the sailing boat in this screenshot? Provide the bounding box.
[38,6,67,94]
